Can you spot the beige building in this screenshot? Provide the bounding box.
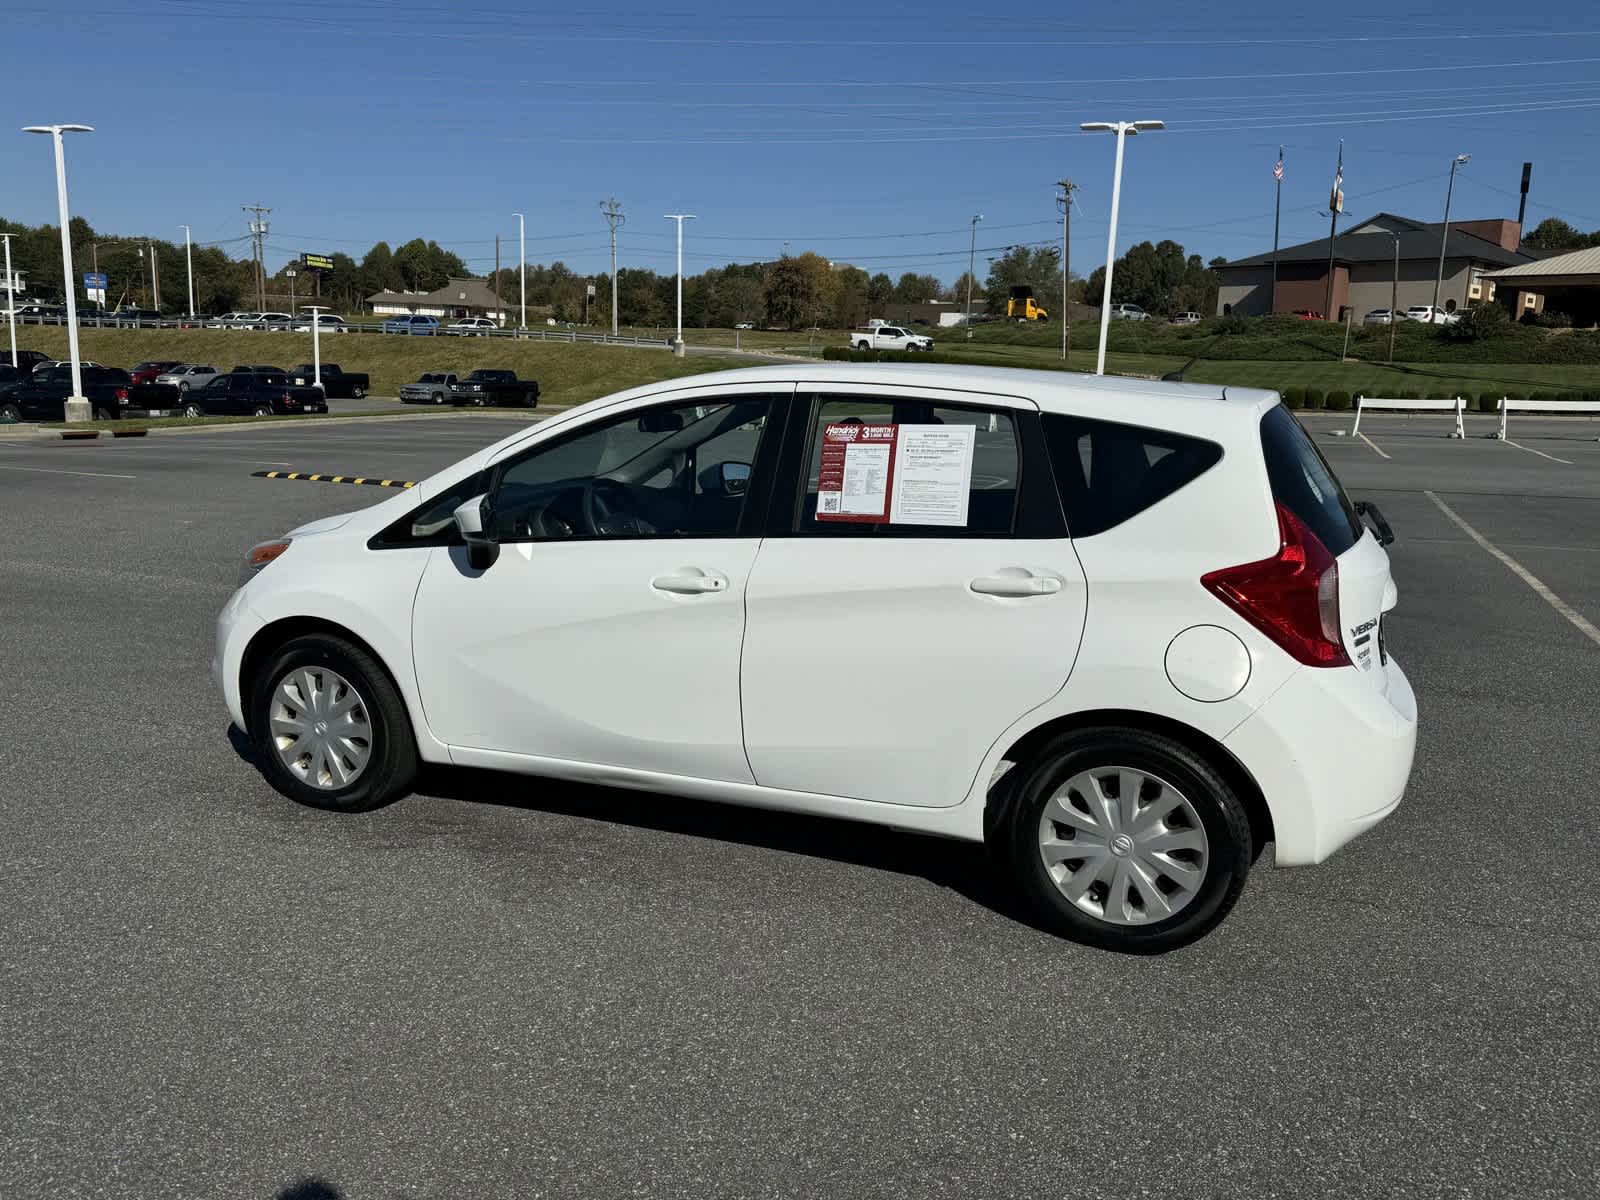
[365,277,512,323]
[1214,213,1536,321]
[1483,246,1600,326]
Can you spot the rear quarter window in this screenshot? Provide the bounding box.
[1259,403,1362,555]
[1041,413,1222,537]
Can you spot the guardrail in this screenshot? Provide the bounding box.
[1496,397,1600,441]
[1,311,672,346]
[1351,395,1465,439]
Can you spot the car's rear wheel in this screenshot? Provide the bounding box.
[248,633,417,813]
[252,405,271,417]
[182,402,202,418]
[352,385,367,399]
[0,403,20,423]
[1002,727,1252,953]
[177,381,189,393]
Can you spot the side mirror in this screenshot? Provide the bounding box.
[452,493,499,570]
[717,461,751,497]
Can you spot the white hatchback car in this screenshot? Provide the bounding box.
[216,365,1417,951]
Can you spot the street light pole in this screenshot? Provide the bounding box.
[1081,119,1164,375]
[513,211,526,329]
[181,225,195,318]
[1433,153,1471,319]
[1389,233,1400,362]
[22,123,94,420]
[964,213,982,338]
[3,232,17,368]
[664,214,696,356]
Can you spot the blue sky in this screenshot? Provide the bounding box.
[4,0,1599,285]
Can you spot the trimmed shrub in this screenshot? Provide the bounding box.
[1302,389,1326,410]
[1531,391,1560,403]
[1476,393,1502,413]
[1324,390,1352,411]
[1281,387,1305,410]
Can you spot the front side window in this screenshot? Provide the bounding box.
[490,397,771,541]
[796,395,1019,536]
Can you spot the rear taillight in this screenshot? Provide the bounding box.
[114,387,129,401]
[1201,502,1349,668]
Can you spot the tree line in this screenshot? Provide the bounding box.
[1,214,1218,327]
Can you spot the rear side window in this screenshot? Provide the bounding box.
[1041,413,1221,537]
[1259,404,1361,555]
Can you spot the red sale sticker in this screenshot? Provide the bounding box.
[817,423,898,522]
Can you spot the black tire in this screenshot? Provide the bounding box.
[247,633,418,813]
[1001,727,1252,953]
[856,340,870,350]
[178,381,189,393]
[432,392,444,405]
[94,406,113,421]
[183,402,202,419]
[0,403,20,424]
[352,385,367,399]
[253,405,271,417]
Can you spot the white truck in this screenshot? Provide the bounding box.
[849,325,934,352]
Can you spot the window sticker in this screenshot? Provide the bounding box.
[817,423,898,522]
[889,424,976,527]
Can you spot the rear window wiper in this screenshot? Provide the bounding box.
[1354,499,1395,546]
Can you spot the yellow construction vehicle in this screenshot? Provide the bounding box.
[1006,284,1049,322]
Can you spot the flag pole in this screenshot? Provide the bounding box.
[1324,139,1343,321]
[1270,146,1283,315]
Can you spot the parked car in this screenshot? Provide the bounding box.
[1290,309,1324,321]
[1169,312,1202,325]
[293,314,348,334]
[451,368,539,407]
[130,360,183,385]
[399,372,459,404]
[3,349,51,375]
[207,312,255,329]
[154,364,221,392]
[0,364,25,400]
[35,359,106,373]
[176,371,327,418]
[446,317,498,336]
[113,308,164,326]
[242,312,295,332]
[288,364,369,399]
[1404,305,1459,325]
[849,325,934,352]
[15,304,65,322]
[733,322,755,330]
[0,364,131,422]
[232,364,288,375]
[381,315,441,336]
[1107,303,1150,321]
[216,364,1416,953]
[1363,309,1397,326]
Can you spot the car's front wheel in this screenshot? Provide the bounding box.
[351,385,367,399]
[248,633,418,813]
[1001,727,1252,953]
[182,402,202,418]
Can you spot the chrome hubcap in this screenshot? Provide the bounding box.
[1037,766,1210,926]
[269,666,372,789]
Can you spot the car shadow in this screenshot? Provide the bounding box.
[277,1178,341,1200]
[224,724,1050,937]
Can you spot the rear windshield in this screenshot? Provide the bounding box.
[1260,404,1362,555]
[1041,413,1222,537]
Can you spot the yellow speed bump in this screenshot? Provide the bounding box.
[253,470,416,489]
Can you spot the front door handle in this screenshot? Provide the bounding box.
[651,570,728,595]
[970,571,1063,597]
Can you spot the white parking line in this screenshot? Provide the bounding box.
[1426,491,1600,648]
[0,463,137,480]
[1357,432,1391,460]
[1501,438,1573,465]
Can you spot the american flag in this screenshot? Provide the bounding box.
[1274,156,1284,182]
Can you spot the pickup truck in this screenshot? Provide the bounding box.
[849,325,934,352]
[170,371,329,418]
[0,365,133,422]
[287,363,370,399]
[451,368,539,407]
[400,373,459,405]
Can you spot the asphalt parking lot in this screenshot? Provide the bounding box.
[1,406,1597,1199]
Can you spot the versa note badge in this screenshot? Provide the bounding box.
[1350,617,1379,668]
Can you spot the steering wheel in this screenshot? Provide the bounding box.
[583,478,648,535]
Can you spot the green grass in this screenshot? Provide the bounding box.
[14,327,745,406]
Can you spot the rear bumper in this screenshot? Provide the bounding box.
[1223,655,1418,866]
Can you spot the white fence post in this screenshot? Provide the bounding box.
[1498,397,1508,441]
[1351,395,1365,438]
[1452,396,1465,440]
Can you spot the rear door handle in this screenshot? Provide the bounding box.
[970,571,1063,597]
[651,570,728,595]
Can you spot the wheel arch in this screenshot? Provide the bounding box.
[984,708,1274,857]
[238,615,411,740]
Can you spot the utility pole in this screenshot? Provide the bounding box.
[494,234,501,315]
[286,266,297,316]
[1271,146,1284,315]
[243,203,270,311]
[1388,233,1400,362]
[1323,141,1343,322]
[513,212,526,329]
[1055,180,1077,360]
[601,197,624,337]
[181,225,194,318]
[3,232,16,367]
[149,242,160,311]
[964,214,982,339]
[1434,154,1471,318]
[665,214,695,356]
